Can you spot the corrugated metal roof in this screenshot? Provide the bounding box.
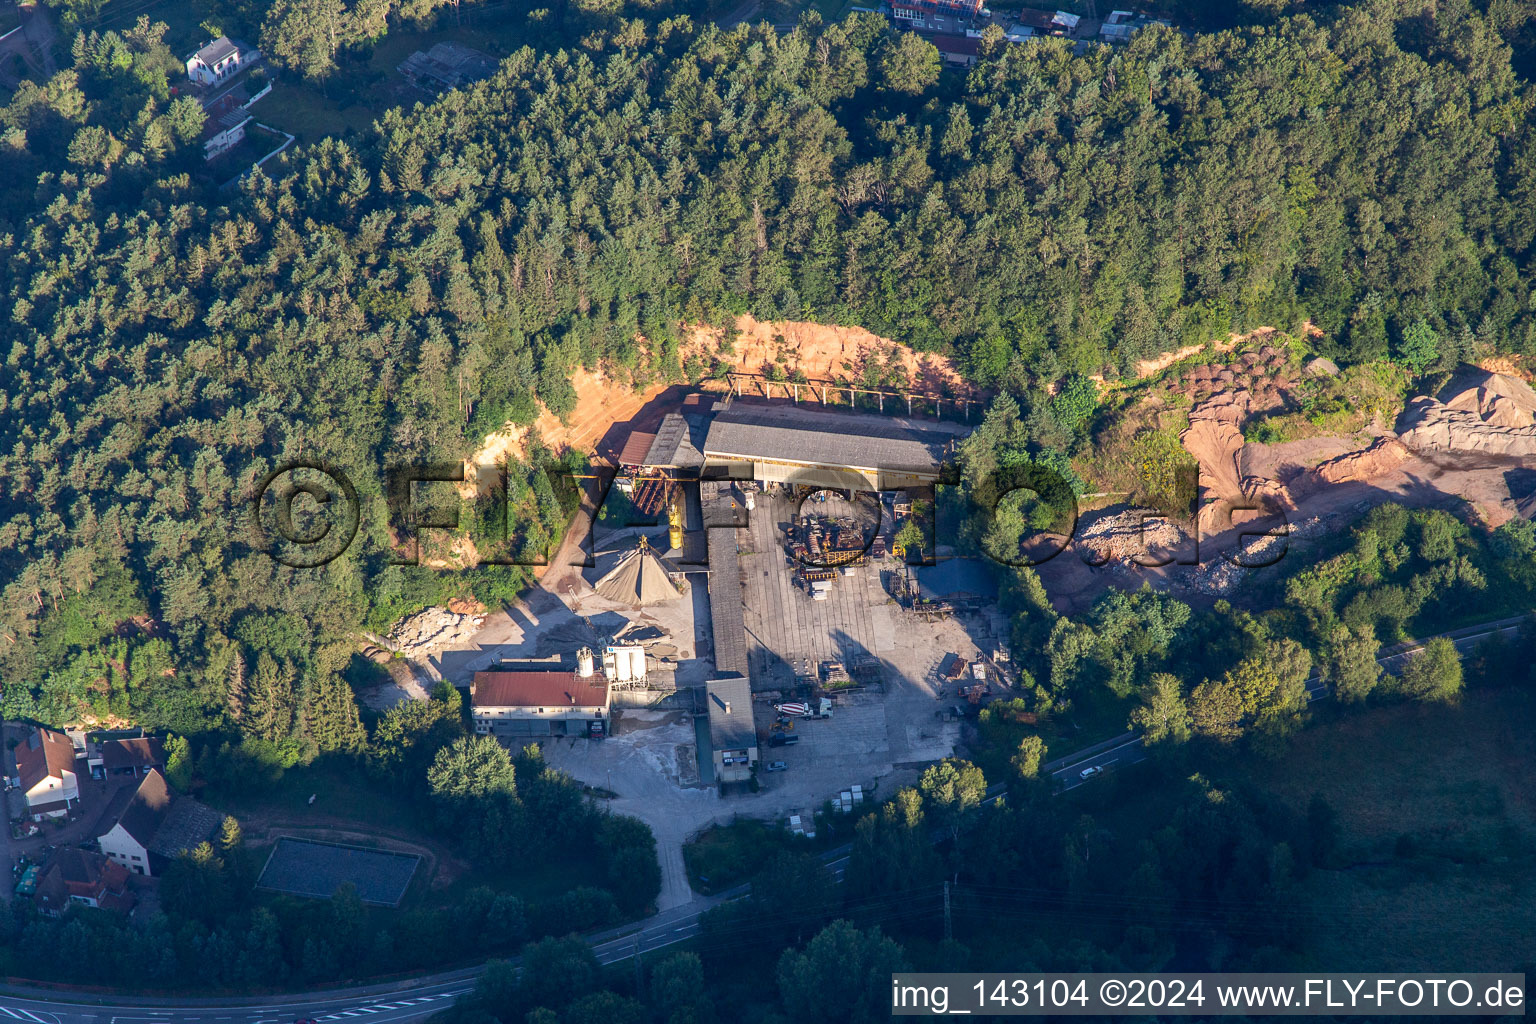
[618,431,656,467]
[707,527,748,676]
[472,671,610,709]
[703,404,963,475]
[148,798,223,860]
[643,413,705,469]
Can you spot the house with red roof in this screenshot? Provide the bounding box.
[33,848,135,916]
[470,671,611,740]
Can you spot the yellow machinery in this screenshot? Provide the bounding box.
[668,485,684,550]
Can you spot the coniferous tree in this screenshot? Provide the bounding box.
[247,654,297,743]
[227,650,247,725]
[300,673,368,754]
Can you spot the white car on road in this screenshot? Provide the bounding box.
[1079,765,1105,780]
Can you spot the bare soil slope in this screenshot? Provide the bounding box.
[683,315,975,398]
[1399,368,1536,456]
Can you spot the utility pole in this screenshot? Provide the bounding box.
[943,881,952,942]
[634,933,643,993]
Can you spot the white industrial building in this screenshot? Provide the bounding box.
[470,665,612,739]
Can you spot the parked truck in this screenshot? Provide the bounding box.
[774,698,834,719]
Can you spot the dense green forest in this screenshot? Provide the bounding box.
[4,0,1533,733]
[1,0,1534,996]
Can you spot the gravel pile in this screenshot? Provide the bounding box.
[386,606,487,657]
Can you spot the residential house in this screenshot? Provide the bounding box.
[16,728,80,820]
[931,34,982,65]
[890,0,985,26]
[33,848,135,916]
[707,674,757,785]
[1100,10,1172,43]
[102,737,166,777]
[397,42,496,93]
[470,671,611,739]
[97,769,223,877]
[203,108,252,161]
[186,36,258,87]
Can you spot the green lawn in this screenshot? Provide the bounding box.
[256,85,378,145]
[203,758,428,834]
[253,22,542,145]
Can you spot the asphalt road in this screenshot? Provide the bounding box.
[0,987,473,1024]
[2,613,1526,1019]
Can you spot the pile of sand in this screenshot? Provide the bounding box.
[1398,369,1536,456]
[684,315,975,398]
[1075,508,1194,565]
[1442,370,1536,426]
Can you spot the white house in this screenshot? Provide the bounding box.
[203,109,251,161]
[185,36,258,87]
[97,769,222,877]
[16,728,80,820]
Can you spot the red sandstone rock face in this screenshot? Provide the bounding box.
[1399,370,1536,457]
[1288,437,1413,499]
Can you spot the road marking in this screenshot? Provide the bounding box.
[0,1009,53,1024]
